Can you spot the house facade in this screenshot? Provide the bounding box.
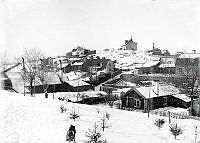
[81,57,115,74]
[135,61,160,74]
[159,55,177,74]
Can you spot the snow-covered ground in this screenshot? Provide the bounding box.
[0,90,199,143]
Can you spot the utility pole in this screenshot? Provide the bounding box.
[22,57,25,96]
[77,70,80,102]
[148,86,151,118]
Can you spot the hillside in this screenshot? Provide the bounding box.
[0,90,198,143]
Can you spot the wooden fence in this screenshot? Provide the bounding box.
[121,107,200,121]
[151,110,200,121]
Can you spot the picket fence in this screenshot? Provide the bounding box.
[151,110,200,121]
[122,107,200,121]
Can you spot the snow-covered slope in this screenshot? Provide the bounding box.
[0,90,198,143]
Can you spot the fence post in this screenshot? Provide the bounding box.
[168,111,171,123]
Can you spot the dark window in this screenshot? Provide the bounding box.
[163,97,167,106]
[179,68,183,74]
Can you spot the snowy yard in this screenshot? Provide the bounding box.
[0,90,199,143]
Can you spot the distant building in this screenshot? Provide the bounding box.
[71,46,96,57]
[162,50,171,56]
[147,43,162,55]
[135,60,160,74]
[159,55,177,74]
[84,57,115,74]
[121,36,137,51]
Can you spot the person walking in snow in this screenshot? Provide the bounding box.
[66,125,76,142]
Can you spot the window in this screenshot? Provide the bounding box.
[163,97,167,106]
[179,68,183,74]
[167,61,172,64]
[134,99,141,108]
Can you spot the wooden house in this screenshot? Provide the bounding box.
[121,83,190,111]
[101,77,135,96]
[135,61,160,74]
[159,55,177,74]
[30,72,93,93]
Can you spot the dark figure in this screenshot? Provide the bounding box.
[66,125,76,142]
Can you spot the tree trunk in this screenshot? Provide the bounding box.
[30,79,33,96]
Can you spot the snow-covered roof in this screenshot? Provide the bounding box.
[65,80,90,87]
[135,61,160,68]
[112,88,131,93]
[62,71,83,81]
[34,72,61,86]
[61,63,69,67]
[122,70,135,74]
[135,84,180,99]
[179,53,200,59]
[159,63,175,68]
[172,94,191,102]
[73,62,84,66]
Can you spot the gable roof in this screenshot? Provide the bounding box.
[135,61,160,68]
[64,79,90,87]
[112,88,132,94]
[179,53,200,59]
[172,94,190,102]
[124,84,180,99]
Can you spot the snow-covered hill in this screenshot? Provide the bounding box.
[0,90,198,143]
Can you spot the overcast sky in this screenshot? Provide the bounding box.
[0,0,200,59]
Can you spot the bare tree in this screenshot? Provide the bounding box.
[18,48,44,96]
[176,56,199,116]
[37,59,55,98]
[0,51,9,71]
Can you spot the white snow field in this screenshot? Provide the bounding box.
[0,90,199,143]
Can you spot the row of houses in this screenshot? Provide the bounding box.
[126,52,200,77]
[61,56,115,75]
